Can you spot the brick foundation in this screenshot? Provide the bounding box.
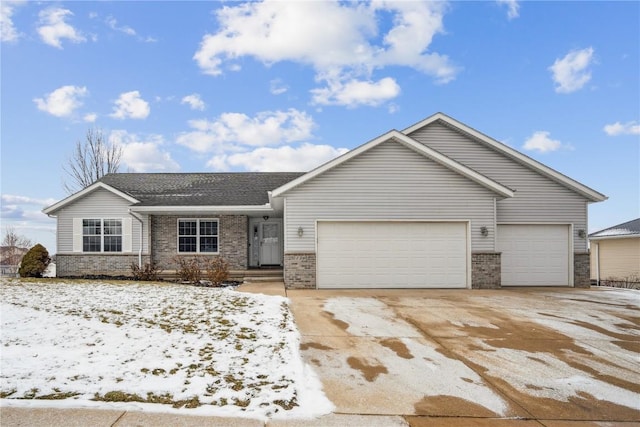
[472,252,501,289]
[151,215,248,270]
[284,252,316,289]
[56,254,150,277]
[574,252,590,288]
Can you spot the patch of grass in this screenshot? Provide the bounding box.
[35,391,80,400]
[173,396,200,409]
[0,389,16,398]
[152,368,166,376]
[274,396,298,410]
[94,391,145,403]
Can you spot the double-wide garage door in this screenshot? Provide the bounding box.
[317,221,468,289]
[497,224,571,287]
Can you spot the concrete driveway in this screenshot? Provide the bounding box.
[287,287,640,426]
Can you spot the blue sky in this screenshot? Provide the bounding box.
[1,0,638,254]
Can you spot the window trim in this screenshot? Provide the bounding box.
[176,218,220,254]
[82,218,123,253]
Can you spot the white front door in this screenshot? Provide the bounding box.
[260,222,282,265]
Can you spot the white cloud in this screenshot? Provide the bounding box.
[34,85,88,118]
[208,143,348,172]
[522,131,563,153]
[311,77,400,107]
[83,112,97,123]
[603,121,640,136]
[496,0,519,20]
[549,47,594,93]
[193,1,458,106]
[110,91,150,120]
[105,16,136,36]
[181,94,206,111]
[37,7,86,49]
[1,194,57,207]
[176,109,315,153]
[109,130,180,172]
[270,79,288,95]
[1,0,25,43]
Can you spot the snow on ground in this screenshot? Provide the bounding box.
[0,279,333,420]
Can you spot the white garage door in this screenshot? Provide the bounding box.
[497,224,571,287]
[316,221,468,289]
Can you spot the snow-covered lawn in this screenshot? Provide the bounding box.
[0,279,333,420]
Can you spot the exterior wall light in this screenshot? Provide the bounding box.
[297,226,304,237]
[480,226,489,237]
[263,215,269,221]
[577,229,586,238]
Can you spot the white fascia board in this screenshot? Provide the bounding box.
[403,112,607,203]
[43,182,139,216]
[272,129,514,199]
[130,205,273,213]
[588,234,640,241]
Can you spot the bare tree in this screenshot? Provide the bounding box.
[63,128,123,194]
[1,226,33,267]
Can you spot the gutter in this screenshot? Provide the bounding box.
[128,209,144,267]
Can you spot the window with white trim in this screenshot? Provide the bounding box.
[83,219,122,252]
[178,219,218,253]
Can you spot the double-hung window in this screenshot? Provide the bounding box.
[178,219,218,253]
[83,219,122,252]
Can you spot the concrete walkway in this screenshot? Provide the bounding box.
[2,282,639,427]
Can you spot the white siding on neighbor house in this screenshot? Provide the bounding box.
[283,140,499,253]
[56,188,149,253]
[408,122,590,251]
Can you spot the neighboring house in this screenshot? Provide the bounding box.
[589,218,640,285]
[43,113,607,289]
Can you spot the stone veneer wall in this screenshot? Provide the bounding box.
[471,252,501,289]
[56,254,150,277]
[574,252,590,288]
[284,253,316,289]
[151,215,248,270]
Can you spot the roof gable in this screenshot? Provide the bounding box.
[272,130,514,198]
[43,182,139,215]
[403,113,607,203]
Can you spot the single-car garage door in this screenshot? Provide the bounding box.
[497,224,571,287]
[316,221,468,289]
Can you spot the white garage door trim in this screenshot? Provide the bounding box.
[315,220,470,289]
[497,223,573,287]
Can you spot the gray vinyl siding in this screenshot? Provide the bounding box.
[408,122,589,252]
[283,140,498,253]
[56,188,148,253]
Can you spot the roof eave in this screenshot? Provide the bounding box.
[403,112,607,203]
[130,204,273,213]
[589,234,640,241]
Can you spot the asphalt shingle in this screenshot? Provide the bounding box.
[589,218,640,238]
[98,173,304,206]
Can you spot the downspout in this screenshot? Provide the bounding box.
[128,209,144,267]
[594,242,600,286]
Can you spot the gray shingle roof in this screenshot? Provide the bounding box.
[98,173,304,206]
[589,218,640,238]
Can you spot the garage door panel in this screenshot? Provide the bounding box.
[497,224,570,287]
[317,221,468,289]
